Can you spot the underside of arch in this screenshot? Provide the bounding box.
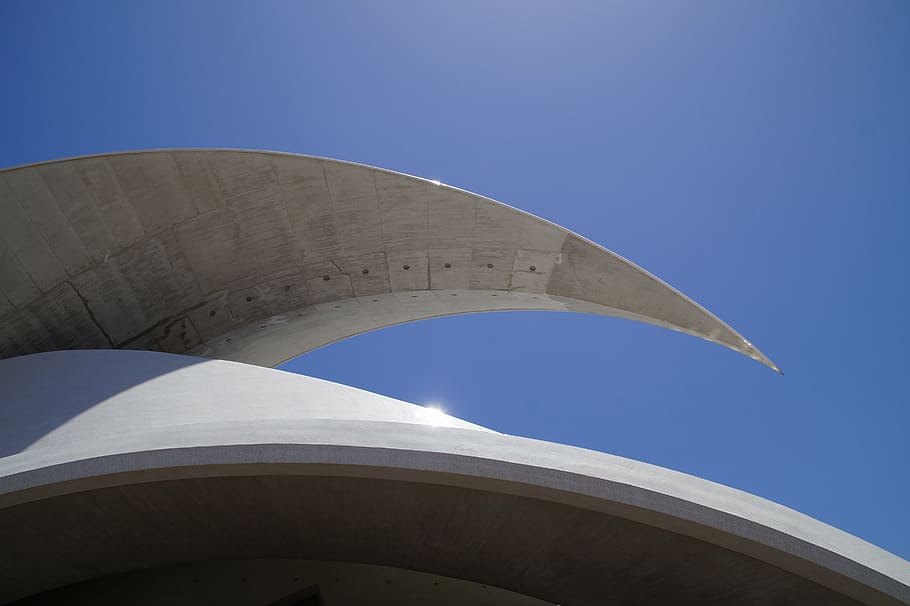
[0,149,778,371]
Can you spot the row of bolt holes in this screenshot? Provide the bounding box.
[230,291,542,335]
[320,263,536,280]
[231,264,537,308]
[225,265,541,335]
[230,287,543,335]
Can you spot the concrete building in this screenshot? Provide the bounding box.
[0,150,907,605]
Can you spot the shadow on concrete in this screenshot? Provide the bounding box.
[0,350,208,458]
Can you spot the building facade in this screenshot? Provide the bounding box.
[0,151,906,605]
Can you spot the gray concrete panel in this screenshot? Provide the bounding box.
[0,149,778,370]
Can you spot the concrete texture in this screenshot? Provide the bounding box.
[5,150,904,605]
[1,350,907,605]
[0,149,778,370]
[14,559,554,605]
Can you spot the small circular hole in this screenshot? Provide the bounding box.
[245,296,253,302]
[323,275,330,281]
[403,264,410,270]
[486,263,493,268]
[209,310,216,317]
[362,268,369,274]
[529,265,536,271]
[284,284,291,291]
[444,263,451,268]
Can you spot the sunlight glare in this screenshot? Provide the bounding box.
[423,405,447,426]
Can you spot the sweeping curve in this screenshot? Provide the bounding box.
[0,149,778,370]
[0,351,905,605]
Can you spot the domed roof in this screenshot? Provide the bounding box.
[1,350,907,605]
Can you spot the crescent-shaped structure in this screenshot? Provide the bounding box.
[0,149,777,370]
[1,150,907,605]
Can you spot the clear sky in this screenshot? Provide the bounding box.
[2,1,908,559]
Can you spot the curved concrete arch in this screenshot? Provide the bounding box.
[0,149,778,370]
[0,350,906,605]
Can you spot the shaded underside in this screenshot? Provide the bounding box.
[0,149,777,370]
[0,474,868,606]
[14,559,554,606]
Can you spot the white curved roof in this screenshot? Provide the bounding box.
[0,350,905,605]
[0,349,490,462]
[0,149,778,370]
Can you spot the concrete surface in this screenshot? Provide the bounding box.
[13,559,554,605]
[1,350,907,605]
[0,149,777,370]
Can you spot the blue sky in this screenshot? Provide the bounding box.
[2,1,908,558]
